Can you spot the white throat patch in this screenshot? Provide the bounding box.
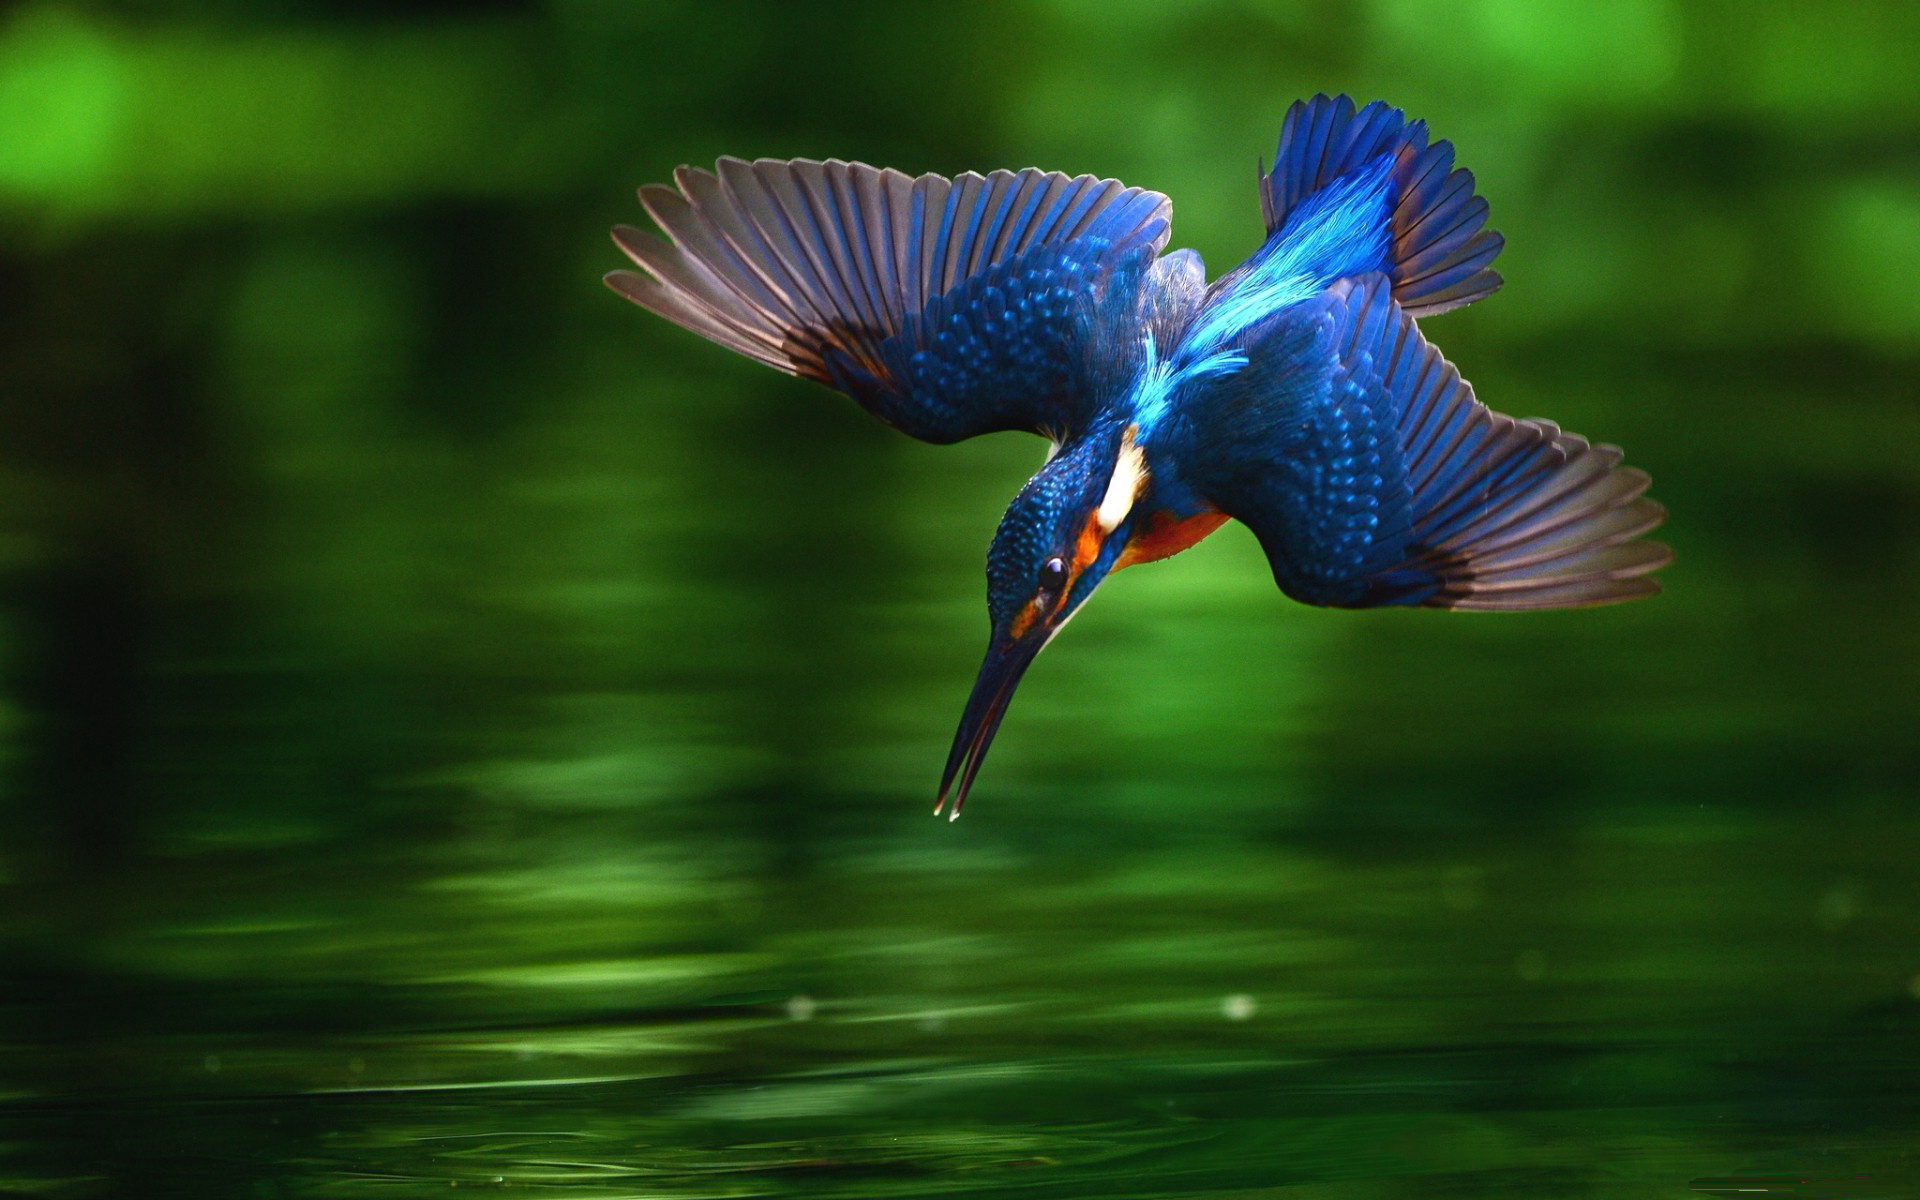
[1096,428,1149,533]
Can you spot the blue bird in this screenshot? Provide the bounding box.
[606,96,1671,817]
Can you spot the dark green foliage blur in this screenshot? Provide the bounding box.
[3,2,1919,1196]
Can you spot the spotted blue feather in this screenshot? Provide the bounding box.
[1171,274,1667,609]
[607,158,1171,444]
[828,237,1142,443]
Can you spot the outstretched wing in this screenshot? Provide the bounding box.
[1179,274,1669,610]
[607,159,1171,444]
[1260,95,1503,317]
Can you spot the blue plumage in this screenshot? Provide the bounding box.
[1259,96,1504,315]
[838,236,1138,443]
[1162,286,1423,606]
[606,95,1671,815]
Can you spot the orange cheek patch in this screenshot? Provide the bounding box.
[1007,603,1040,642]
[1072,511,1107,575]
[1008,513,1109,641]
[1117,509,1229,570]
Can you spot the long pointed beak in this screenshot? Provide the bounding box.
[933,633,1046,820]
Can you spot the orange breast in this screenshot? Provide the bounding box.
[1117,508,1230,570]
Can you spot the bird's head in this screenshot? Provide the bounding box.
[936,425,1148,817]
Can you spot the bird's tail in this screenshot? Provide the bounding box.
[1260,95,1504,317]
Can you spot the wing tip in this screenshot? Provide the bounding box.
[1432,533,1674,612]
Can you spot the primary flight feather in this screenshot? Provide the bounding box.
[606,95,1671,817]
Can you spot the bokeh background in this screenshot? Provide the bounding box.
[4,2,1919,1196]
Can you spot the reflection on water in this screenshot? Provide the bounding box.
[8,785,1920,1196]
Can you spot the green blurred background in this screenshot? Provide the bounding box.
[3,2,1919,1196]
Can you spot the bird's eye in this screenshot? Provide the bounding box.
[1037,556,1067,594]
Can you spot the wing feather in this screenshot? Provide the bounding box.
[609,158,1172,442]
[1183,274,1669,610]
[1261,95,1504,316]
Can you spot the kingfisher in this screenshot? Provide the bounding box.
[606,96,1670,818]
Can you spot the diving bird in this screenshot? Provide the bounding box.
[605,96,1670,818]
